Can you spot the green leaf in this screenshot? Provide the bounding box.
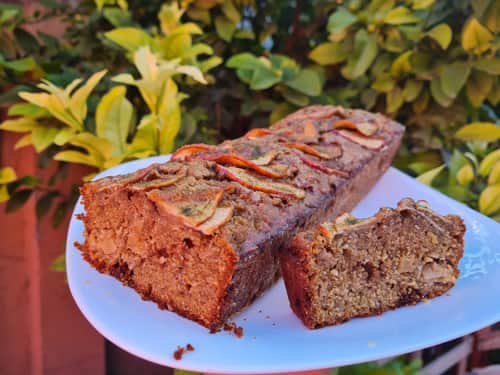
[417,164,445,185]
[384,7,420,24]
[466,69,493,107]
[0,185,9,203]
[479,184,500,215]
[0,117,39,132]
[403,80,423,102]
[488,162,500,185]
[308,42,348,65]
[158,2,183,35]
[341,29,378,80]
[6,189,32,213]
[386,88,404,113]
[284,69,322,96]
[54,128,76,146]
[103,7,133,27]
[69,69,107,124]
[390,51,412,76]
[282,87,310,106]
[96,86,133,157]
[234,29,255,40]
[462,18,493,54]
[479,149,500,176]
[0,56,38,72]
[31,126,59,152]
[412,0,435,10]
[199,56,223,72]
[36,192,57,219]
[215,15,236,42]
[250,66,281,90]
[270,102,295,124]
[53,150,100,168]
[425,23,452,49]
[454,123,500,143]
[474,57,500,74]
[104,27,153,51]
[327,7,357,37]
[440,62,470,98]
[412,90,429,113]
[0,167,17,184]
[456,164,474,185]
[371,73,396,93]
[221,0,241,23]
[8,103,49,119]
[430,79,453,107]
[52,201,69,228]
[50,254,66,272]
[226,53,260,70]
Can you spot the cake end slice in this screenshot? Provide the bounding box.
[280,198,465,329]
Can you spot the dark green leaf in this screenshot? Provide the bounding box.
[284,69,322,96]
[36,192,58,219]
[52,201,69,228]
[341,30,378,79]
[103,7,133,27]
[50,254,66,272]
[5,189,32,213]
[440,62,471,98]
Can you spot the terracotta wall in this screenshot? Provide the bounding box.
[0,132,105,374]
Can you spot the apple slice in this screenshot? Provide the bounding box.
[199,153,287,178]
[95,164,158,192]
[318,222,335,241]
[129,168,187,191]
[282,142,341,160]
[215,165,305,199]
[336,130,384,150]
[252,150,279,166]
[245,128,273,138]
[171,144,216,161]
[297,154,349,177]
[303,122,318,139]
[196,206,234,235]
[332,120,378,137]
[147,187,225,226]
[291,106,345,121]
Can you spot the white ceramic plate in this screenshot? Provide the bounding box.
[66,155,500,374]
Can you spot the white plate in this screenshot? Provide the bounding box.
[66,155,500,374]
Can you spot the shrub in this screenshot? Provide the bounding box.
[0,0,499,222]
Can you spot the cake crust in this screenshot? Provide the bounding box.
[280,198,465,329]
[78,105,404,329]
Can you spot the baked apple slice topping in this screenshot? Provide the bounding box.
[335,130,384,150]
[171,144,216,161]
[147,187,226,226]
[251,150,279,166]
[199,153,287,178]
[282,142,340,160]
[215,165,305,199]
[196,206,234,235]
[297,154,349,177]
[129,168,187,191]
[318,222,335,241]
[244,128,273,138]
[332,120,378,137]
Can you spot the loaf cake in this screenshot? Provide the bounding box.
[77,105,404,329]
[280,198,465,329]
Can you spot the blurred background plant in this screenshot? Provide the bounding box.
[0,0,498,227]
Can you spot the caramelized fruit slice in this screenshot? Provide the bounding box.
[303,122,318,139]
[245,128,273,138]
[196,207,234,235]
[333,120,378,136]
[282,142,340,160]
[216,165,305,199]
[147,187,225,226]
[171,144,216,161]
[297,154,349,178]
[318,222,335,240]
[129,168,187,191]
[336,130,384,150]
[95,164,157,192]
[200,153,287,178]
[252,150,279,166]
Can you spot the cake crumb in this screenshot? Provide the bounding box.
[223,322,244,338]
[367,341,376,348]
[173,343,195,360]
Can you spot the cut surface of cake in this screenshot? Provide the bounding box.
[77,105,404,329]
[280,198,465,329]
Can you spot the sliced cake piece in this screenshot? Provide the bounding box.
[280,198,465,329]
